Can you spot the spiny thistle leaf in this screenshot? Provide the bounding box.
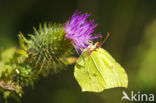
[20,23,73,76]
[0,47,17,79]
[0,47,36,99]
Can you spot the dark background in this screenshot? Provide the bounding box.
[0,0,156,103]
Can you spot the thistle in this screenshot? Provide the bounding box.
[64,10,100,53]
[0,10,101,101]
[21,23,73,76]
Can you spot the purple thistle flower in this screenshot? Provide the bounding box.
[64,10,100,53]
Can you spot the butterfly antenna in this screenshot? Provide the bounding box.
[102,32,109,44]
[99,34,103,42]
[96,32,109,48]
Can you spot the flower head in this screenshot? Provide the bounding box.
[64,10,100,53]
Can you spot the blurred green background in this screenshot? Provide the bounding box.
[0,0,156,103]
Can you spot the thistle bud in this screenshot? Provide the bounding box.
[21,23,73,76]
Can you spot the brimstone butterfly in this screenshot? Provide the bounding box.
[74,43,128,92]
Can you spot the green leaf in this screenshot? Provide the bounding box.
[0,47,17,63]
[74,48,128,92]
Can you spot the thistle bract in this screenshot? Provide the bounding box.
[64,10,100,53]
[21,23,73,76]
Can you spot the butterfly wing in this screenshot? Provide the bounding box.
[74,51,106,92]
[91,48,128,89]
[74,48,128,92]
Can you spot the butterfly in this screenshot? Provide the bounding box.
[74,33,128,92]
